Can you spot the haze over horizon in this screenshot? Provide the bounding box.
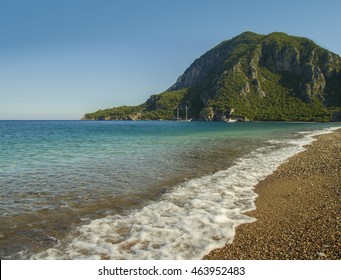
[1,0,340,120]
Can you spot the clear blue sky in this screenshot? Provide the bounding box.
[1,0,340,120]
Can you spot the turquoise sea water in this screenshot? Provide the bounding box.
[0,120,339,259]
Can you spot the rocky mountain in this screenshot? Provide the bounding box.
[83,31,341,121]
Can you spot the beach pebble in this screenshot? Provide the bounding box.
[317,252,326,257]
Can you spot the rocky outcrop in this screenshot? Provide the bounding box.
[259,41,336,103]
[128,113,141,121]
[260,45,301,73]
[168,32,265,91]
[168,43,232,91]
[199,106,215,121]
[240,82,250,96]
[297,63,326,102]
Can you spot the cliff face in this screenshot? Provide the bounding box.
[258,36,339,104]
[169,32,262,91]
[83,32,341,121]
[168,42,233,91]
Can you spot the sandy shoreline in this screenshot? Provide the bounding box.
[204,128,341,260]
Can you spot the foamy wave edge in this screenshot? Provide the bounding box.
[32,127,338,260]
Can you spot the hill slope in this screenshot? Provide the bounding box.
[83,32,341,121]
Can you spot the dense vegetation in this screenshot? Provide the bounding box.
[83,31,341,122]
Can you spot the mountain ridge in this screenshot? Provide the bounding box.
[83,31,341,121]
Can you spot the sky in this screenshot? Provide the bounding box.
[0,0,340,120]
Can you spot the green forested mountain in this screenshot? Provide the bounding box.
[83,32,341,121]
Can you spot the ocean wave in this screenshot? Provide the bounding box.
[31,127,337,260]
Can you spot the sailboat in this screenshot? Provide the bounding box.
[176,105,192,122]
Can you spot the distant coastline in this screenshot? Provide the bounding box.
[83,32,341,123]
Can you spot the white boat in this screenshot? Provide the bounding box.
[225,118,238,122]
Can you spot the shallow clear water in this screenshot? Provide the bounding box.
[0,120,339,259]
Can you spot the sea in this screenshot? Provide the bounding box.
[0,120,339,259]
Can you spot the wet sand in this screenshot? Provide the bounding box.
[204,128,341,260]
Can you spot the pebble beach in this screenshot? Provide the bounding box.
[205,128,341,260]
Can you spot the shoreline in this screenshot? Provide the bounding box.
[204,128,341,260]
[1,123,340,259]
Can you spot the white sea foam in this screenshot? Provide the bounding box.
[32,127,338,260]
